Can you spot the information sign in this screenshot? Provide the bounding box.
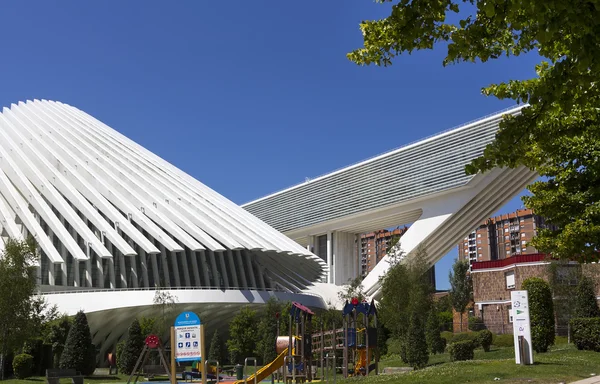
[511,290,533,364]
[174,311,201,362]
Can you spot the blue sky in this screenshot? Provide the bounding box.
[0,1,541,289]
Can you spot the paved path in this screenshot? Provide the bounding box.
[570,376,600,384]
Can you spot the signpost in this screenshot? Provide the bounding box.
[511,290,533,365]
[171,311,206,384]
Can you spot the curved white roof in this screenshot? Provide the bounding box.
[0,100,326,291]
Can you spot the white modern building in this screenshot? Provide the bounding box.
[0,100,327,360]
[243,106,537,299]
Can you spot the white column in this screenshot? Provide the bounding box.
[85,243,93,287]
[140,249,149,288]
[150,252,160,287]
[326,231,332,284]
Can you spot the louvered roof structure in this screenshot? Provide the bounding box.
[0,100,327,292]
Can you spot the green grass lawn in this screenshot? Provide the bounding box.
[368,343,599,384]
[0,375,130,384]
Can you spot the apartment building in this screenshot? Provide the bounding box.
[360,227,408,276]
[459,208,556,266]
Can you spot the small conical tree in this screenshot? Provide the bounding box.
[425,310,445,354]
[118,319,145,375]
[405,312,429,369]
[208,330,226,365]
[59,311,96,375]
[522,277,555,353]
[574,276,600,318]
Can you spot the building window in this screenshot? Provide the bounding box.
[521,240,527,245]
[478,240,482,244]
[506,270,515,289]
[477,233,481,238]
[521,233,526,238]
[478,253,482,258]
[505,228,509,233]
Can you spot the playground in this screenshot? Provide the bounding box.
[123,299,379,384]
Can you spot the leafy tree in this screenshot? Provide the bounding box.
[227,307,258,364]
[118,319,145,375]
[319,302,343,331]
[139,316,158,338]
[255,298,284,365]
[574,275,600,319]
[404,312,428,369]
[547,262,580,332]
[425,311,445,355]
[433,295,452,314]
[522,278,555,353]
[0,238,39,380]
[59,311,96,375]
[208,330,227,365]
[338,277,366,303]
[348,0,600,263]
[449,259,472,332]
[43,314,72,368]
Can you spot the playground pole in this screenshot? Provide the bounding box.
[201,325,207,384]
[170,326,176,384]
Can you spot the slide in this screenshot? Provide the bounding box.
[233,348,288,384]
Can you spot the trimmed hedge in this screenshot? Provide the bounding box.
[468,316,485,331]
[493,334,514,347]
[570,318,600,351]
[13,354,33,379]
[476,330,493,352]
[447,340,475,361]
[522,278,555,353]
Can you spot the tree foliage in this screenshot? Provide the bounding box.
[522,278,555,353]
[449,259,472,332]
[338,277,366,303]
[348,0,600,262]
[255,298,284,365]
[574,275,600,319]
[227,307,258,364]
[405,312,428,369]
[118,319,145,375]
[208,330,227,365]
[60,311,96,375]
[425,310,445,355]
[0,238,39,379]
[378,246,433,338]
[43,315,72,368]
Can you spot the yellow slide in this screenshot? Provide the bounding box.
[233,348,288,384]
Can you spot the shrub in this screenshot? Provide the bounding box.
[493,334,514,348]
[405,312,429,369]
[60,311,97,375]
[522,277,555,353]
[385,337,403,356]
[426,311,446,354]
[574,276,600,318]
[476,330,493,352]
[118,319,145,375]
[570,318,600,351]
[468,316,485,331]
[438,312,453,332]
[451,332,479,347]
[440,331,454,343]
[13,354,33,379]
[447,340,475,361]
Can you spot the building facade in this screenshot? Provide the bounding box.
[0,100,327,362]
[470,254,600,334]
[459,208,556,267]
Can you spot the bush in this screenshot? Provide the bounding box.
[574,276,600,318]
[13,354,33,379]
[118,319,145,375]
[522,278,555,353]
[438,312,453,332]
[426,311,446,354]
[385,338,403,356]
[447,340,475,361]
[476,330,493,352]
[493,334,514,347]
[440,331,454,343]
[451,332,479,347]
[60,311,97,375]
[570,318,600,351]
[468,316,485,331]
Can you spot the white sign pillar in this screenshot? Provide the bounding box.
[511,290,533,365]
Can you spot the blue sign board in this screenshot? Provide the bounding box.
[174,312,202,362]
